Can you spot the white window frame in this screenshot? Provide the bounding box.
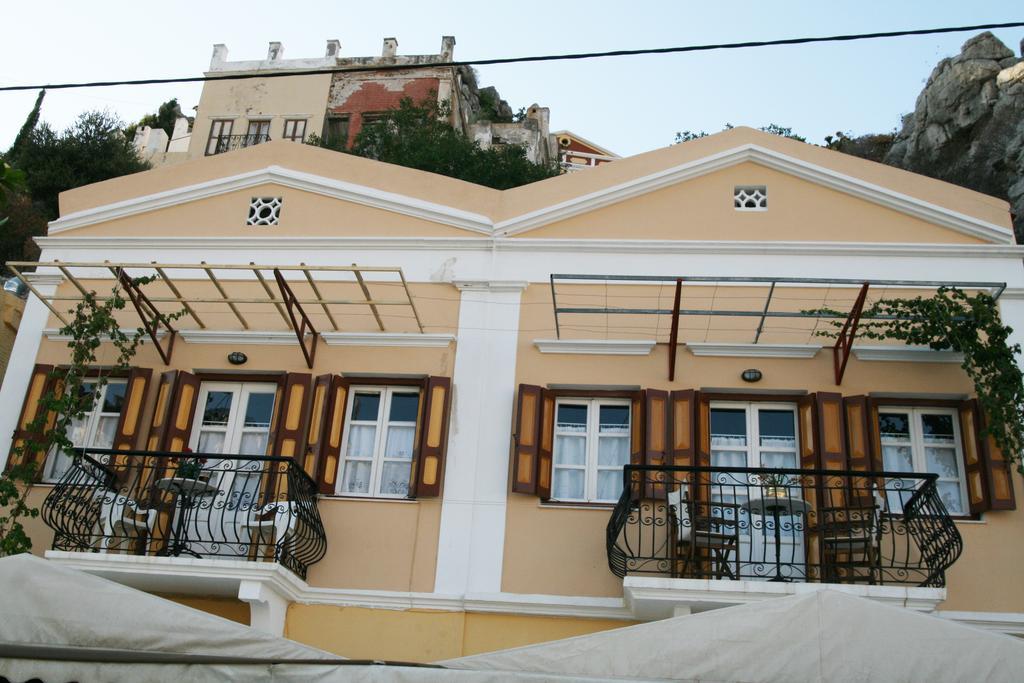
[42,379,128,482]
[552,397,631,504]
[187,381,278,456]
[877,406,968,516]
[708,401,800,469]
[336,385,421,499]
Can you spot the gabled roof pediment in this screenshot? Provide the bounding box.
[48,130,1014,245]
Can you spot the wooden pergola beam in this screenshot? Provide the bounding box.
[832,282,870,386]
[667,278,682,382]
[274,268,318,369]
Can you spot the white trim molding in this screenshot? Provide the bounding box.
[44,327,168,342]
[495,144,1013,243]
[48,166,494,236]
[451,279,530,292]
[935,610,1024,637]
[179,330,297,345]
[321,332,455,348]
[852,345,965,364]
[35,235,1024,259]
[623,576,946,621]
[686,342,822,359]
[534,339,656,355]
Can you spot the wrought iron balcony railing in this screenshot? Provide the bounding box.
[41,448,326,580]
[207,133,271,155]
[607,465,962,587]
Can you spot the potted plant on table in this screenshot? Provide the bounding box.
[758,470,796,499]
[175,448,208,481]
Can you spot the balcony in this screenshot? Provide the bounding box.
[607,465,962,607]
[207,133,271,155]
[41,448,326,580]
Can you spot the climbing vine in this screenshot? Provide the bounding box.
[810,287,1024,473]
[0,277,180,556]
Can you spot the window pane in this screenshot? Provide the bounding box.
[879,413,910,439]
[598,436,629,466]
[921,413,955,445]
[202,391,234,426]
[64,414,90,448]
[882,445,913,472]
[352,393,380,422]
[380,462,411,496]
[553,468,584,499]
[385,425,415,460]
[596,471,623,501]
[92,415,118,449]
[102,383,127,413]
[760,451,797,469]
[347,425,377,458]
[556,404,587,432]
[926,447,960,479]
[554,435,586,465]
[198,430,226,453]
[711,409,747,447]
[937,481,964,514]
[389,393,420,422]
[244,393,275,428]
[759,410,796,448]
[599,405,629,434]
[341,460,371,494]
[240,431,269,455]
[711,451,747,467]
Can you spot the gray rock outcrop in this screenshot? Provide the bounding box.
[884,32,1024,241]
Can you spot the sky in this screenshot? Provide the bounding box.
[0,1,1021,158]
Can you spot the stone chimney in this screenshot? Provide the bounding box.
[382,37,398,58]
[210,44,228,68]
[326,39,341,58]
[267,41,283,61]
[441,36,456,60]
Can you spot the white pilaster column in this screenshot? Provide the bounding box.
[0,273,62,471]
[434,280,527,596]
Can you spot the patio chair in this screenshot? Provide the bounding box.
[97,492,157,554]
[820,486,887,584]
[668,487,741,580]
[243,501,297,562]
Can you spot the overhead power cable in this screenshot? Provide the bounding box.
[1,21,1022,92]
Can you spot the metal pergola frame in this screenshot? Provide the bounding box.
[8,260,426,369]
[549,274,1007,385]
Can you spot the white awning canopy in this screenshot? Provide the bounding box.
[445,589,1024,682]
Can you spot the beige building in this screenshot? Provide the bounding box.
[136,37,557,168]
[4,127,1024,661]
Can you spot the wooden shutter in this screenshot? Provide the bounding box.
[146,370,178,451]
[865,399,885,472]
[315,376,348,494]
[843,396,872,472]
[797,394,818,470]
[302,374,333,480]
[669,390,697,468]
[696,394,711,468]
[511,384,542,494]
[958,399,990,515]
[161,371,199,452]
[412,376,452,498]
[629,392,644,465]
[272,373,312,459]
[969,401,1016,512]
[797,393,822,579]
[816,393,847,471]
[112,368,152,451]
[536,389,555,500]
[644,389,670,498]
[8,363,56,471]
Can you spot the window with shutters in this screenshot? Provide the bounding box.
[710,402,799,471]
[337,386,421,498]
[42,379,127,482]
[322,114,350,148]
[552,398,630,503]
[877,407,967,515]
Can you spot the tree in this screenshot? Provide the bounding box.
[310,97,560,190]
[674,123,806,144]
[6,89,45,167]
[0,163,26,227]
[125,98,184,142]
[14,110,149,220]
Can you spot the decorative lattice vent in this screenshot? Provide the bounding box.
[734,186,767,211]
[247,197,283,225]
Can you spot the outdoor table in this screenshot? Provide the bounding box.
[154,477,219,558]
[742,491,812,582]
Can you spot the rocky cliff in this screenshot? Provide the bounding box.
[881,32,1024,241]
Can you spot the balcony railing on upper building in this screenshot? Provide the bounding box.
[607,464,962,587]
[207,133,271,155]
[41,448,326,579]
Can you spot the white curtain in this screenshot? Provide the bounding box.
[340,460,371,494]
[384,426,415,460]
[554,435,586,465]
[553,468,584,499]
[347,425,377,458]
